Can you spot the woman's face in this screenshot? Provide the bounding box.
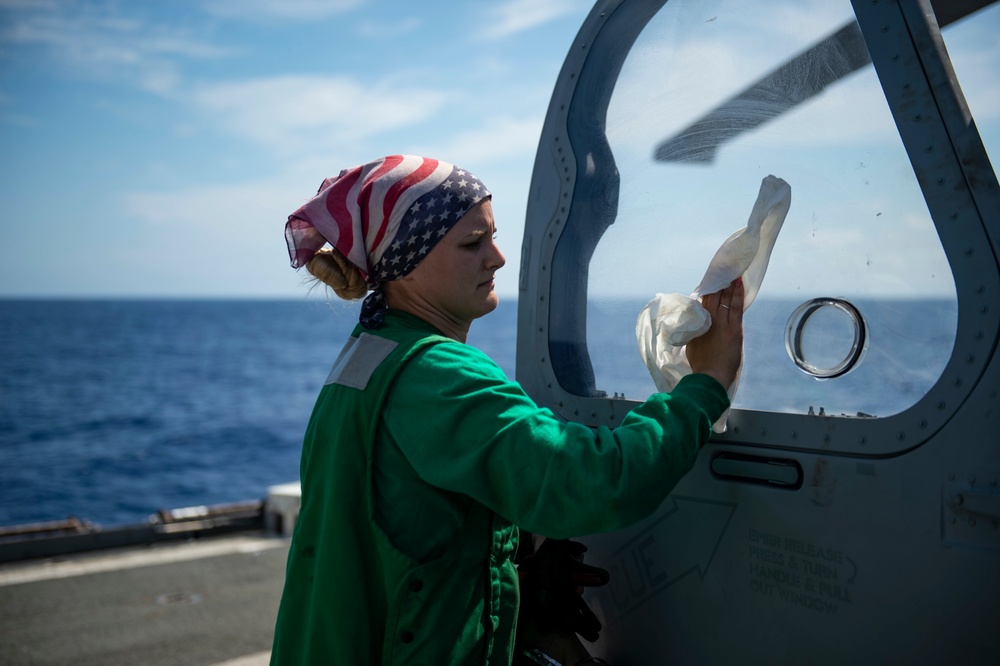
[392,199,506,336]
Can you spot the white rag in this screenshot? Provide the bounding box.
[636,175,791,432]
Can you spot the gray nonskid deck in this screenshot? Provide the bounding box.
[0,533,288,666]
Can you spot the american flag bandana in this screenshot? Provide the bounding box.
[284,155,491,328]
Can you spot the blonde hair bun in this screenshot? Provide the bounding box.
[306,247,369,300]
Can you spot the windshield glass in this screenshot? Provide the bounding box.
[584,0,988,418]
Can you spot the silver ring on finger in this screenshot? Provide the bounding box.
[721,304,730,310]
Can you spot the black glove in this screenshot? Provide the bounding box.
[517,539,610,643]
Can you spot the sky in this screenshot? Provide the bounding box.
[0,0,592,298]
[1,1,997,300]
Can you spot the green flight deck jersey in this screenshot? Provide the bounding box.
[270,310,729,665]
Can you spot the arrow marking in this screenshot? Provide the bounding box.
[586,495,737,622]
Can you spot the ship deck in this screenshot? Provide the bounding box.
[0,532,288,666]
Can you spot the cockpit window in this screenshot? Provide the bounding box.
[584,0,969,418]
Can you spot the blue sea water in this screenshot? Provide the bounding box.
[586,297,958,416]
[0,297,953,528]
[0,299,517,528]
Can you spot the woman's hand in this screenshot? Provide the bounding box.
[686,278,745,389]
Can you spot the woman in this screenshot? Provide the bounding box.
[271,155,743,665]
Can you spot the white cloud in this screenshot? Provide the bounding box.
[202,0,365,21]
[190,75,450,154]
[481,0,582,38]
[116,174,345,296]
[3,9,235,60]
[1,3,236,96]
[122,178,295,232]
[413,116,544,167]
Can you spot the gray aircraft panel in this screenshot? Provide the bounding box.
[517,0,999,662]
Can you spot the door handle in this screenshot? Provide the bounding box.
[711,452,803,489]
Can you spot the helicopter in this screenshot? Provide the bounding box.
[516,0,999,662]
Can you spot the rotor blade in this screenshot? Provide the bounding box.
[653,0,996,164]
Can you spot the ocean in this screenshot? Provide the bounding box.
[0,297,954,528]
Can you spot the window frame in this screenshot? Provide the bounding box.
[515,0,1000,456]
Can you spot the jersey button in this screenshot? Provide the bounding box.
[410,578,424,592]
[401,630,414,644]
